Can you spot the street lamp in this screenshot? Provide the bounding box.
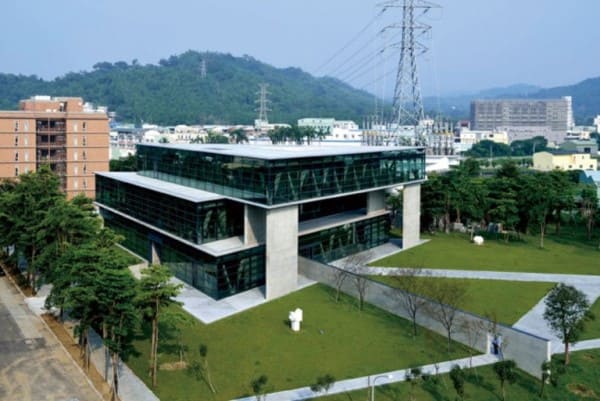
[370,374,393,401]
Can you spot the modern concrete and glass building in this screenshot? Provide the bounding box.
[0,96,109,198]
[96,144,425,300]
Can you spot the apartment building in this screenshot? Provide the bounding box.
[0,96,109,198]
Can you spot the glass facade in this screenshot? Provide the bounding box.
[298,215,390,263]
[101,210,265,300]
[299,193,366,222]
[137,145,425,206]
[96,175,243,245]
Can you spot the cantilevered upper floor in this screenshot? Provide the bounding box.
[135,143,426,207]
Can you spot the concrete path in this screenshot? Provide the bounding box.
[363,266,600,355]
[231,353,499,401]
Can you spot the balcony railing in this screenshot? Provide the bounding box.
[36,128,66,134]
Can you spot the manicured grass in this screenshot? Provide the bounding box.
[373,232,600,275]
[112,244,144,266]
[315,349,600,401]
[372,276,553,325]
[580,297,600,341]
[127,284,471,401]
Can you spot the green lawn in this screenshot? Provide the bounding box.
[372,276,553,325]
[374,232,600,275]
[580,297,600,341]
[112,244,144,266]
[314,349,600,401]
[127,284,471,401]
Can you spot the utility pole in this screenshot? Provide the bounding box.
[381,0,439,146]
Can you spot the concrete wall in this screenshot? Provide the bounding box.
[299,257,551,377]
[244,205,266,245]
[265,205,298,299]
[402,183,421,249]
[367,190,386,214]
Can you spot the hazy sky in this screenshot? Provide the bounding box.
[2,0,599,95]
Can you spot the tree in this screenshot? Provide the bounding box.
[522,173,555,248]
[110,154,138,172]
[310,374,335,394]
[251,374,268,401]
[137,264,183,388]
[543,283,594,365]
[230,128,248,144]
[449,364,466,400]
[539,359,565,397]
[199,344,216,394]
[36,195,100,288]
[391,267,431,337]
[406,367,422,401]
[102,267,139,401]
[579,184,598,240]
[427,279,469,352]
[343,252,372,311]
[3,165,63,293]
[493,360,517,401]
[332,266,349,303]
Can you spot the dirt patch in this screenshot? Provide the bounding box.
[160,361,188,371]
[42,314,115,401]
[582,353,596,361]
[0,263,34,297]
[567,383,598,399]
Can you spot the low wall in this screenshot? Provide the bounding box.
[299,257,551,377]
[87,329,160,401]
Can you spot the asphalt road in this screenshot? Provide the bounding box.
[0,277,101,401]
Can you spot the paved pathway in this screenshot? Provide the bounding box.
[361,266,600,355]
[231,354,500,401]
[0,277,102,401]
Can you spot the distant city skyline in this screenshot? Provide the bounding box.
[2,0,599,96]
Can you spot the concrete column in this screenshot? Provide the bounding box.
[150,241,161,264]
[366,190,386,214]
[402,183,421,249]
[244,205,266,245]
[265,205,298,300]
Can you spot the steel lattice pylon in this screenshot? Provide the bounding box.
[384,0,437,145]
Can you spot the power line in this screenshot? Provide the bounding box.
[313,8,388,76]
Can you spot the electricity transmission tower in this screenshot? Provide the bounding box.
[200,59,207,79]
[383,0,438,145]
[256,83,271,123]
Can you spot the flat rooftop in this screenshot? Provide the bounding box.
[138,143,423,160]
[97,172,224,203]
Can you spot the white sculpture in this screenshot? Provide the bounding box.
[289,308,303,332]
[473,235,484,245]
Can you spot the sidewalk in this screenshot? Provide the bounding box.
[231,354,499,401]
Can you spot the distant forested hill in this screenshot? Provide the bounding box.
[0,51,377,125]
[424,79,600,124]
[526,77,600,124]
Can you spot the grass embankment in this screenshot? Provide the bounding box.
[580,298,600,341]
[314,349,600,401]
[372,276,553,325]
[127,284,471,401]
[374,230,600,275]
